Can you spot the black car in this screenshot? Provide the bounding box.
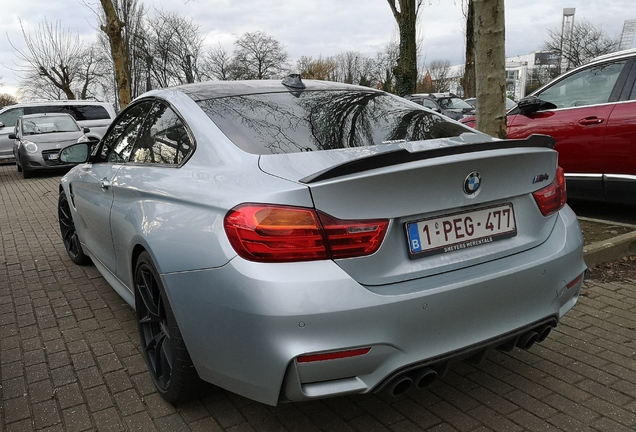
[404,93,475,120]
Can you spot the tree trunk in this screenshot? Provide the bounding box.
[99,0,131,109]
[463,0,476,98]
[473,0,507,138]
[387,0,420,96]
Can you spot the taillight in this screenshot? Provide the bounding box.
[224,204,388,262]
[318,211,388,259]
[533,166,567,216]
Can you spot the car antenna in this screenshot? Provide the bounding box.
[282,74,306,89]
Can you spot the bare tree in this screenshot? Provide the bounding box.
[141,10,205,88]
[543,20,619,72]
[201,44,236,81]
[375,41,399,93]
[10,19,87,99]
[0,93,17,108]
[333,51,364,84]
[427,59,453,92]
[297,56,337,81]
[473,0,507,138]
[99,0,132,108]
[386,0,423,96]
[233,32,289,80]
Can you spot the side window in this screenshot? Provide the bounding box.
[422,99,438,110]
[99,101,153,162]
[0,108,24,128]
[537,60,627,108]
[27,106,65,115]
[71,105,111,121]
[129,103,193,165]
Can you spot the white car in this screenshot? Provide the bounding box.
[0,100,115,162]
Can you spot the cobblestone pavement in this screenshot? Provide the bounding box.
[1,163,635,432]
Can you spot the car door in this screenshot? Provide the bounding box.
[108,100,195,285]
[70,101,153,273]
[506,59,630,200]
[602,59,636,204]
[0,107,24,159]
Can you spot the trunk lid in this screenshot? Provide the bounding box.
[259,135,560,286]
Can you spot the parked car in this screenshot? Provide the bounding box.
[464,97,517,111]
[0,100,115,163]
[461,48,636,205]
[404,93,475,120]
[57,76,586,406]
[10,113,95,178]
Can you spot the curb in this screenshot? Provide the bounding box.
[581,216,636,268]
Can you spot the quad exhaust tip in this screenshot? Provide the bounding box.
[382,321,555,398]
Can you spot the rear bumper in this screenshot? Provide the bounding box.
[162,205,585,406]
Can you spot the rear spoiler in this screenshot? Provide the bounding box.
[300,134,555,184]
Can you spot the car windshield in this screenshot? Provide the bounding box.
[197,91,475,155]
[22,115,80,135]
[438,97,474,110]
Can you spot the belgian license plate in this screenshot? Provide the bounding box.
[48,153,59,160]
[406,203,516,257]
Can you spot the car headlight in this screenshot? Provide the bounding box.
[23,140,38,153]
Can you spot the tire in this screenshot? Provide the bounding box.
[134,251,201,404]
[22,168,33,179]
[16,161,22,172]
[58,191,91,265]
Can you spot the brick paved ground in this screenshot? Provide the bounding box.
[1,162,635,432]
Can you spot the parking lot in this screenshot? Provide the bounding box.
[1,162,636,432]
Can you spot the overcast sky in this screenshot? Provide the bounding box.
[1,0,635,99]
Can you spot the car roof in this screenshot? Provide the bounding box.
[0,100,113,111]
[167,78,384,102]
[590,47,636,64]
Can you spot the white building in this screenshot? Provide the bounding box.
[444,51,560,101]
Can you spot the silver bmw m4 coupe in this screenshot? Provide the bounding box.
[57,75,586,406]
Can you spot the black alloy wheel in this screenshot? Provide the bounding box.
[58,191,91,265]
[134,251,200,403]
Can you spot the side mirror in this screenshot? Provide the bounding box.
[517,97,542,115]
[8,133,16,140]
[517,96,557,116]
[60,142,91,164]
[83,127,90,133]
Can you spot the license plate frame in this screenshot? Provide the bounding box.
[406,203,517,258]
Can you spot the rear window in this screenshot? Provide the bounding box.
[197,91,474,155]
[24,105,111,121]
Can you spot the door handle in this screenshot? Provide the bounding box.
[578,117,604,125]
[100,179,111,190]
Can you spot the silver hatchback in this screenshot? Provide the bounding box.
[11,113,92,178]
[57,76,586,406]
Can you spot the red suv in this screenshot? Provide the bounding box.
[461,48,636,205]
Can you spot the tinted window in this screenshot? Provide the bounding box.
[537,60,627,108]
[0,108,24,128]
[99,102,153,162]
[421,99,439,110]
[25,105,111,121]
[198,91,473,155]
[129,103,193,165]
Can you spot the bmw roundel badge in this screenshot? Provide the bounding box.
[464,171,481,195]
